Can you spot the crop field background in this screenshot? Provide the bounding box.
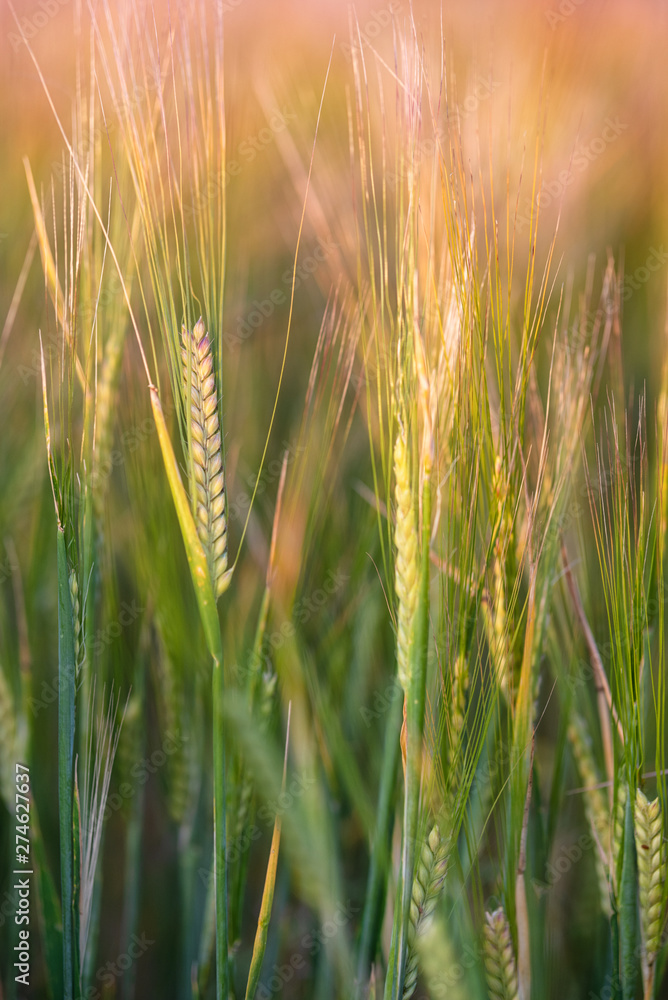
[1,1,668,999]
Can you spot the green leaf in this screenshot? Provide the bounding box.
[72,774,81,994]
[31,805,64,1000]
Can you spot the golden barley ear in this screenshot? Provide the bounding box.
[393,424,418,694]
[483,907,519,1000]
[182,318,230,598]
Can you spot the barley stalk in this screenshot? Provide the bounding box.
[483,907,519,1000]
[403,824,448,999]
[613,780,628,888]
[182,319,229,599]
[634,790,666,979]
[393,424,418,693]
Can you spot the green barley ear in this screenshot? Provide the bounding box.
[403,825,448,999]
[634,790,666,976]
[447,652,469,777]
[182,319,230,599]
[69,570,82,676]
[483,907,519,1000]
[394,422,419,694]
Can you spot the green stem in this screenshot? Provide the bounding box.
[620,790,639,1000]
[232,586,271,935]
[57,527,76,999]
[213,653,229,1000]
[356,683,402,994]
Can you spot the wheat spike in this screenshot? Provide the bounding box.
[403,824,448,999]
[483,907,519,1000]
[182,318,229,598]
[634,789,666,971]
[394,424,418,693]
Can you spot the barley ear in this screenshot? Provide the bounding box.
[403,824,448,999]
[182,319,230,599]
[394,424,418,694]
[447,652,469,782]
[634,789,666,972]
[483,907,519,1000]
[69,570,82,676]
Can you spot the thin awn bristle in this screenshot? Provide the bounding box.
[79,686,125,970]
[394,423,418,694]
[182,318,229,598]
